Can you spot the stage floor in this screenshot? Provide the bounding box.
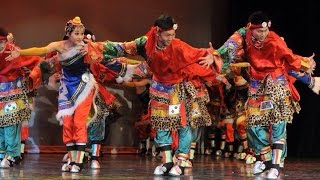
[1,154,320,179]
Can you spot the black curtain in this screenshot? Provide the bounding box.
[223,0,320,158]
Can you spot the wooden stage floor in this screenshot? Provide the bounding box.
[1,154,320,179]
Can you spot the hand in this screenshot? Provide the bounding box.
[199,42,214,69]
[83,39,91,43]
[208,42,214,51]
[7,33,14,43]
[4,45,20,61]
[311,77,320,95]
[307,53,316,74]
[79,44,88,56]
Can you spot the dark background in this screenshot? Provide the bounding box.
[1,0,320,157]
[228,0,320,158]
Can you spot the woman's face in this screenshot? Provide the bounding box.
[68,26,85,46]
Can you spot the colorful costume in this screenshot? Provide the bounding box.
[87,62,119,169]
[0,40,42,167]
[42,45,127,171]
[90,26,221,175]
[217,25,314,177]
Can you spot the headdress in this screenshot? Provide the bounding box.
[247,11,271,29]
[64,16,84,35]
[247,21,271,29]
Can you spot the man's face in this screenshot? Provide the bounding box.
[157,29,175,47]
[251,27,269,42]
[68,26,85,45]
[0,40,6,52]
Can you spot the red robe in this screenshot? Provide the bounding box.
[245,31,302,100]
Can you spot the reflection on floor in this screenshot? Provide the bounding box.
[1,154,320,179]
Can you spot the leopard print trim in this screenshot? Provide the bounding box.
[189,100,212,128]
[151,115,182,130]
[246,77,301,127]
[188,99,212,128]
[0,108,31,127]
[0,93,26,102]
[150,81,212,130]
[187,84,211,128]
[149,92,170,105]
[0,78,31,127]
[184,81,197,98]
[150,82,186,130]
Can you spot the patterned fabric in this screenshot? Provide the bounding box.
[101,41,126,63]
[56,47,97,121]
[246,75,300,127]
[133,61,152,80]
[217,27,247,73]
[187,83,211,128]
[149,80,184,130]
[0,77,31,127]
[150,80,210,130]
[218,27,304,129]
[88,94,110,125]
[87,115,106,142]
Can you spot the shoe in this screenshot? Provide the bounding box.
[91,160,100,169]
[240,152,247,160]
[215,150,222,156]
[61,162,72,172]
[154,162,173,175]
[70,164,81,173]
[154,165,167,175]
[245,154,256,164]
[266,168,279,179]
[253,161,266,174]
[224,152,231,158]
[0,159,13,168]
[168,165,184,176]
[204,149,211,155]
[234,153,240,159]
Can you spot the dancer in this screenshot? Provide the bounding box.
[0,28,42,168]
[89,14,222,176]
[6,17,135,172]
[209,11,318,179]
